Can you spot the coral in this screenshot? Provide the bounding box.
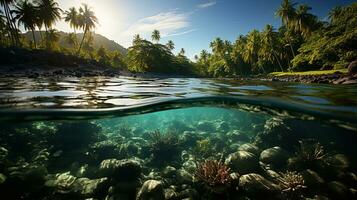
[192,139,212,159]
[148,131,180,165]
[195,160,232,193]
[117,124,133,138]
[288,139,328,170]
[277,171,306,199]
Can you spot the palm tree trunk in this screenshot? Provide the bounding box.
[39,30,43,47]
[3,5,15,46]
[6,5,19,46]
[288,38,296,58]
[31,28,37,49]
[74,28,77,49]
[77,27,87,55]
[273,51,284,72]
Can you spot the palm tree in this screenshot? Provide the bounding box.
[133,34,141,45]
[64,7,79,47]
[276,0,297,57]
[36,0,61,49]
[36,0,62,32]
[166,40,174,51]
[329,6,342,24]
[200,50,208,62]
[294,4,316,37]
[0,0,18,45]
[210,37,224,55]
[152,29,160,43]
[0,11,8,45]
[45,28,59,50]
[77,4,98,54]
[243,30,264,72]
[179,48,185,56]
[13,0,38,48]
[65,33,77,49]
[260,25,284,71]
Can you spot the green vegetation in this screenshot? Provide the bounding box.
[270,69,348,76]
[0,0,356,77]
[193,1,356,77]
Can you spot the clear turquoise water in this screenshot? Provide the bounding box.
[0,77,356,199]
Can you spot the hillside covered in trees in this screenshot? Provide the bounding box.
[0,0,356,77]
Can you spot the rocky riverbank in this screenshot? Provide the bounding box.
[266,73,357,85]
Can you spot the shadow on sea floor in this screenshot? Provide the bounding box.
[0,106,356,200]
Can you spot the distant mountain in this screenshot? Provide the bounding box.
[22,31,127,55]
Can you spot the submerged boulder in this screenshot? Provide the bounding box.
[196,121,216,132]
[301,169,325,190]
[227,130,250,143]
[260,146,289,168]
[348,60,357,76]
[239,173,280,198]
[238,143,260,155]
[99,159,142,181]
[136,180,164,200]
[327,181,352,200]
[225,151,259,174]
[0,173,6,184]
[45,172,109,198]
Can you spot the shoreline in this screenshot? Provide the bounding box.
[1,64,356,84]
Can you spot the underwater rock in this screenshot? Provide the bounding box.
[176,169,193,184]
[217,121,230,133]
[45,172,109,198]
[328,154,350,170]
[0,146,8,161]
[238,143,261,155]
[8,164,47,185]
[182,160,197,174]
[180,131,203,147]
[136,180,164,200]
[301,169,325,190]
[253,118,297,151]
[227,130,250,143]
[90,140,121,161]
[178,188,199,199]
[99,159,142,181]
[71,177,109,198]
[260,146,289,168]
[238,173,280,198]
[196,121,216,132]
[327,181,352,200]
[45,172,76,191]
[0,173,6,184]
[225,151,259,174]
[164,188,178,200]
[162,166,177,178]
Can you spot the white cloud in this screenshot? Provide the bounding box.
[123,11,191,38]
[197,1,217,8]
[166,29,197,37]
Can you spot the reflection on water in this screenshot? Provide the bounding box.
[0,77,356,110]
[0,77,356,124]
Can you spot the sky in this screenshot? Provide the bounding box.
[51,0,355,59]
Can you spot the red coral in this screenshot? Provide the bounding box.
[195,160,232,187]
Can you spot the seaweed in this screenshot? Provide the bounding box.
[277,171,306,200]
[147,131,181,166]
[288,139,328,170]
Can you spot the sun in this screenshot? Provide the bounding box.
[60,0,125,38]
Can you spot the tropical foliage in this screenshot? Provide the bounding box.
[0,0,355,76]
